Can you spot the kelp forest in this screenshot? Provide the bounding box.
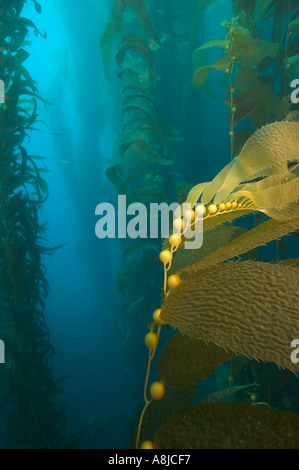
[0,0,299,450]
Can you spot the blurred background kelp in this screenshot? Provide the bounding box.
[0,0,298,449]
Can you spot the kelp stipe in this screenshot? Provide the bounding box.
[100,2,181,370]
[0,0,67,448]
[135,119,299,449]
[100,0,185,446]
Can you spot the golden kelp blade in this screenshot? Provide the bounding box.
[169,211,257,263]
[158,332,233,388]
[168,224,247,275]
[200,121,299,206]
[179,216,299,276]
[231,173,299,220]
[184,182,208,208]
[286,111,299,122]
[200,208,254,231]
[154,402,299,449]
[161,261,299,373]
[188,159,234,208]
[182,208,254,237]
[278,259,299,268]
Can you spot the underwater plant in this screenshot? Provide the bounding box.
[100,0,299,449]
[192,0,299,158]
[101,0,181,361]
[135,116,299,449]
[0,0,67,448]
[129,1,299,449]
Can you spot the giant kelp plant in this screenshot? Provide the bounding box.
[192,0,299,157]
[136,116,299,449]
[133,0,299,450]
[100,0,182,413]
[0,0,67,448]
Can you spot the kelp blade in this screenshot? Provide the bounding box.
[200,121,299,206]
[161,261,299,373]
[179,216,299,276]
[154,402,299,449]
[158,332,233,388]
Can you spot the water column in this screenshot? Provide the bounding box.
[22,0,126,448]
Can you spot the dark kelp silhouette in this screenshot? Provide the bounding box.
[0,0,67,448]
